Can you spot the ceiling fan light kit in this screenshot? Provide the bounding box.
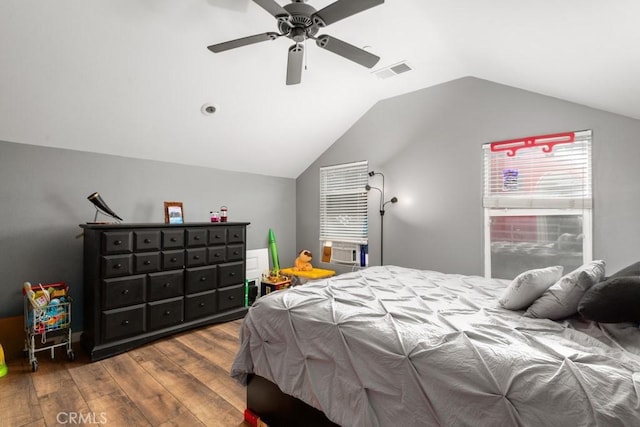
[207,0,384,85]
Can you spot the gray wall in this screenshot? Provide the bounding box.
[297,77,640,276]
[0,140,296,328]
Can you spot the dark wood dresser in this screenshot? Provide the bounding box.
[79,222,250,361]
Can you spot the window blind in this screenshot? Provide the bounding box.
[319,161,368,244]
[483,130,592,209]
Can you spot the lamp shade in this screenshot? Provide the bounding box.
[87,192,123,221]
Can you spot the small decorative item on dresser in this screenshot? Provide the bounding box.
[220,206,228,222]
[164,201,184,224]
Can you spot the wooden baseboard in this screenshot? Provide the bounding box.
[0,316,25,361]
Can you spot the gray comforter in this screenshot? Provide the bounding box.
[231,266,640,427]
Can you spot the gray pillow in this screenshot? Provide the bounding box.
[498,265,564,310]
[524,260,606,320]
[578,276,640,323]
[609,261,640,278]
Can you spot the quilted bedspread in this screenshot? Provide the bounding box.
[231,266,640,427]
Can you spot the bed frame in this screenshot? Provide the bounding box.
[247,375,340,427]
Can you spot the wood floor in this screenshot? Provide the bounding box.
[0,320,248,427]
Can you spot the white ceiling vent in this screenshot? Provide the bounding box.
[373,61,412,79]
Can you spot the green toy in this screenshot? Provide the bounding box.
[0,344,7,377]
[268,228,280,272]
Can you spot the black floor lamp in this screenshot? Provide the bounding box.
[365,171,398,265]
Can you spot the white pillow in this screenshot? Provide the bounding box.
[524,260,606,320]
[498,266,564,310]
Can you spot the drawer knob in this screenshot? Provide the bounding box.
[113,263,122,269]
[143,260,151,265]
[144,238,151,244]
[214,253,220,258]
[114,240,122,245]
[233,234,239,238]
[163,283,171,288]
[170,257,177,262]
[170,237,177,242]
[164,310,171,316]
[121,289,129,295]
[199,302,205,307]
[229,272,236,277]
[228,295,235,300]
[193,255,200,260]
[233,251,239,255]
[122,320,129,326]
[199,276,207,282]
[194,236,201,241]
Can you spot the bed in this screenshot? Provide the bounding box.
[231,266,640,426]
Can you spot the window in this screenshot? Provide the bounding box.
[319,161,368,265]
[482,130,592,279]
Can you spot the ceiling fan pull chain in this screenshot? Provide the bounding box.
[304,38,308,70]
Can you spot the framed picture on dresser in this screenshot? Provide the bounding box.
[164,201,184,224]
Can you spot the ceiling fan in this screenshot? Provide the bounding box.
[207,0,384,85]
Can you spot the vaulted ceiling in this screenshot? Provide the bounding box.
[1,0,639,178]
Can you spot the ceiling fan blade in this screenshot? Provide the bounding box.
[286,43,304,85]
[312,0,384,27]
[315,35,380,68]
[207,32,280,53]
[252,0,291,20]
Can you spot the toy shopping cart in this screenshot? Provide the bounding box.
[23,282,74,371]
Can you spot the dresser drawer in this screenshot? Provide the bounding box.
[134,230,161,251]
[148,270,184,301]
[219,261,244,287]
[102,231,132,254]
[185,265,218,294]
[207,246,226,264]
[226,244,244,262]
[103,305,145,342]
[218,284,244,311]
[162,250,185,270]
[186,229,207,247]
[148,297,183,331]
[227,226,245,244]
[186,248,207,267]
[103,275,146,310]
[208,228,227,245]
[162,229,185,249]
[102,255,133,278]
[185,290,217,321]
[134,252,160,274]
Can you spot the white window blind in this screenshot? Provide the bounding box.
[483,130,592,209]
[319,161,368,245]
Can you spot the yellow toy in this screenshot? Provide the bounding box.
[293,250,313,271]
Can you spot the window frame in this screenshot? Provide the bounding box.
[482,130,593,278]
[319,160,369,265]
[483,208,593,278]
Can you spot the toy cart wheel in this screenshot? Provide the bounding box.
[31,360,38,372]
[67,350,75,361]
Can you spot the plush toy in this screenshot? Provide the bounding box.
[293,250,313,271]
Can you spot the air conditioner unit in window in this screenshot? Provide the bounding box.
[330,242,359,265]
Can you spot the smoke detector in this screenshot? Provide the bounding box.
[201,103,218,115]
